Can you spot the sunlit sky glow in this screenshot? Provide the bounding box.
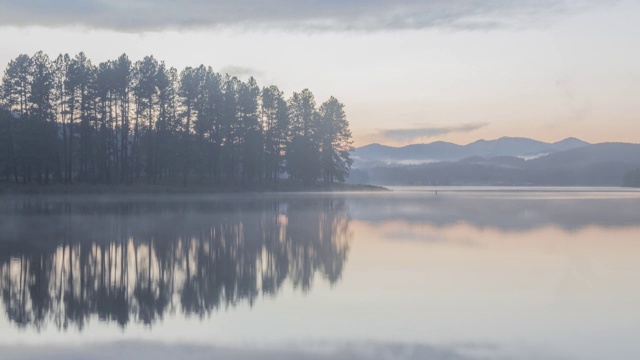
[0,0,638,146]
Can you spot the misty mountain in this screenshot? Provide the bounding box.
[351,142,640,187]
[352,137,590,167]
[528,142,640,168]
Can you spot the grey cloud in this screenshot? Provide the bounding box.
[378,123,488,143]
[0,0,608,32]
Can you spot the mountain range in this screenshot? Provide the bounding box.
[352,137,590,167]
[348,139,640,187]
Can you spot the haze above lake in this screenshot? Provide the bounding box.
[1,187,639,360]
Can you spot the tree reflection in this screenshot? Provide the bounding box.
[0,198,351,330]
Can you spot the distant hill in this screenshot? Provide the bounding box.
[528,142,640,168]
[349,142,640,187]
[352,137,590,167]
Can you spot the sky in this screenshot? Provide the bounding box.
[0,0,638,147]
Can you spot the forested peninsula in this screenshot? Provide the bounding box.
[0,52,366,192]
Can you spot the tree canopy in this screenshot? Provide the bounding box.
[0,52,354,187]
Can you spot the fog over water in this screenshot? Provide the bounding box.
[1,188,639,360]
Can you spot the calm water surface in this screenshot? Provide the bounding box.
[1,187,639,360]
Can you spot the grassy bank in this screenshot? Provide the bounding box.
[0,181,388,195]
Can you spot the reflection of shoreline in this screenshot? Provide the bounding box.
[349,196,640,232]
[0,199,351,330]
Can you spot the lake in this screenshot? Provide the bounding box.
[1,187,639,360]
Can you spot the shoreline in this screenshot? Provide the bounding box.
[0,182,389,195]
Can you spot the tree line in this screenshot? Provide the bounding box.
[0,52,353,187]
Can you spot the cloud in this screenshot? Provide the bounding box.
[0,0,608,32]
[373,122,488,144]
[220,65,264,78]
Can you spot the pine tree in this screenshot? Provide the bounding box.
[286,89,320,184]
[261,85,289,183]
[318,97,353,183]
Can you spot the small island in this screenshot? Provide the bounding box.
[0,52,374,193]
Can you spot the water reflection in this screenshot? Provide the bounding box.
[0,197,350,330]
[349,195,640,232]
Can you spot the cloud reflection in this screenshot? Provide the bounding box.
[0,341,503,360]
